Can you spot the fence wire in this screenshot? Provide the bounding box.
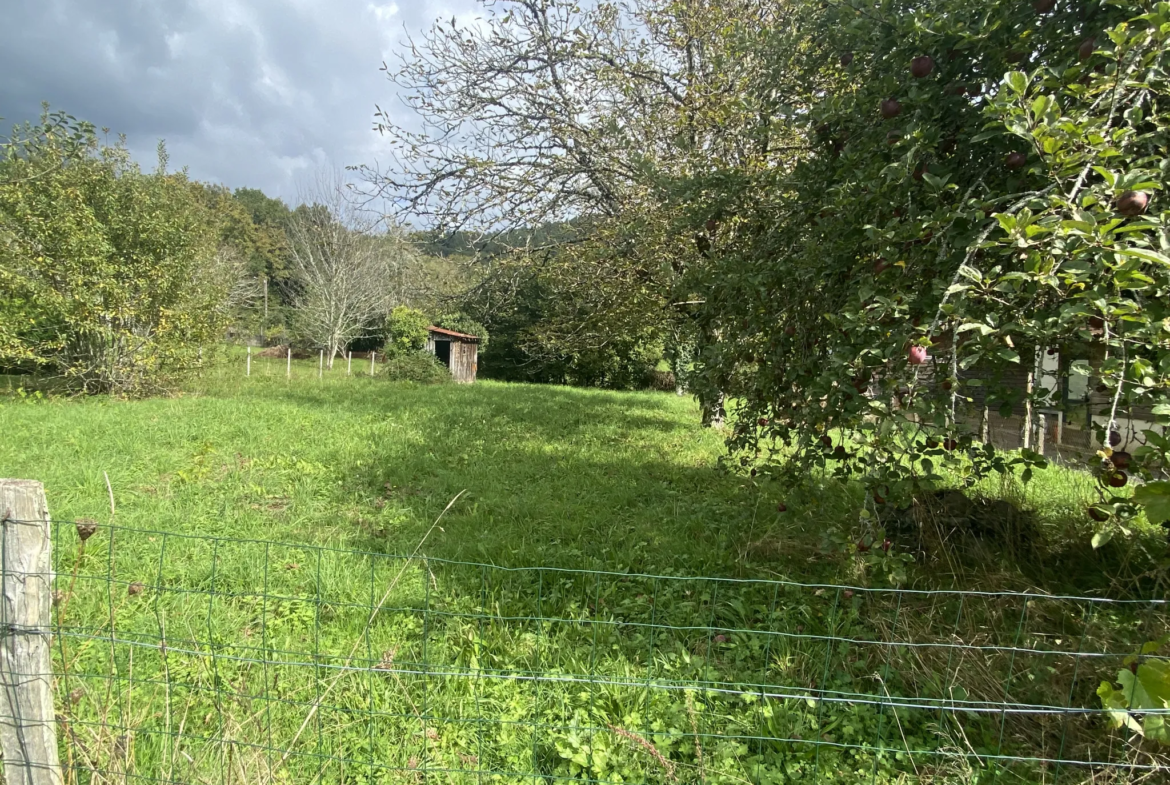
[8,519,1169,784]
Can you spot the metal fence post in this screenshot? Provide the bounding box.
[0,480,63,785]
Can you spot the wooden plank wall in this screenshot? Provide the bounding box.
[449,341,478,383]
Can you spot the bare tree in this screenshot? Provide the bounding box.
[285,170,407,367]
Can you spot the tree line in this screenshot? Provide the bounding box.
[0,107,665,393]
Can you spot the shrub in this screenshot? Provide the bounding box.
[0,111,236,394]
[645,369,677,392]
[380,351,451,384]
[384,306,430,358]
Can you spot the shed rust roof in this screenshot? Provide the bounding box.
[428,325,480,342]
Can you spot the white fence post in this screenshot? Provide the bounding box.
[319,350,324,380]
[347,352,352,376]
[246,346,251,377]
[286,347,291,379]
[0,480,63,785]
[370,352,375,376]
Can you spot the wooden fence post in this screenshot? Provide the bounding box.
[0,480,63,785]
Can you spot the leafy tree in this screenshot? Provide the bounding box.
[384,306,431,358]
[232,186,295,287]
[673,1,1170,540]
[434,312,488,349]
[0,109,239,394]
[368,0,819,418]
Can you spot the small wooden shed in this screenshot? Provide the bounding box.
[426,326,479,383]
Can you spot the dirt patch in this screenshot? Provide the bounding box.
[882,488,1039,559]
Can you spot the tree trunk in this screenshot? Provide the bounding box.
[700,390,726,428]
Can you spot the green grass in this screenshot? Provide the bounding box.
[2,352,1166,784]
[4,353,797,578]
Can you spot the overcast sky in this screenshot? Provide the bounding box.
[0,0,479,205]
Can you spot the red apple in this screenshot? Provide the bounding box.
[1088,315,1105,331]
[1116,191,1149,216]
[1111,451,1131,469]
[784,325,796,337]
[880,99,902,119]
[1088,506,1110,522]
[757,417,768,426]
[908,345,928,365]
[943,438,958,451]
[1005,152,1027,169]
[911,56,934,78]
[945,82,967,96]
[840,52,854,67]
[1108,430,1122,448]
[1107,471,1128,488]
[820,435,833,448]
[705,218,719,233]
[873,259,890,275]
[1033,0,1056,13]
[887,130,903,146]
[1079,38,1095,61]
[777,503,787,513]
[1006,50,1027,64]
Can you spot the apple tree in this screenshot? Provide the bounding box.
[677,0,1170,544]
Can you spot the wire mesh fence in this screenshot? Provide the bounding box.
[12,517,1169,784]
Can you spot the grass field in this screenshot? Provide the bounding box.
[2,352,1167,784]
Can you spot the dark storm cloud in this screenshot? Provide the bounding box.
[0,0,477,203]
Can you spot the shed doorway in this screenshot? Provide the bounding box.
[434,340,452,368]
